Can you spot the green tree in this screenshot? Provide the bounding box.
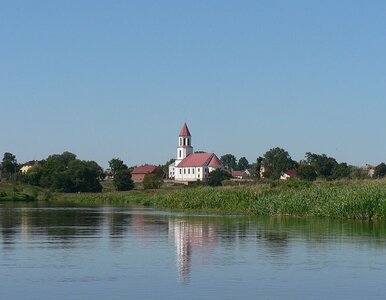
[143,173,163,189]
[331,163,350,180]
[159,158,176,177]
[305,152,338,179]
[207,169,232,186]
[220,154,237,170]
[68,160,103,192]
[374,163,386,178]
[349,166,368,180]
[108,158,128,174]
[1,152,19,179]
[262,148,297,179]
[297,164,317,181]
[114,168,134,191]
[237,157,249,171]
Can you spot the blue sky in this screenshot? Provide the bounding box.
[1,1,385,168]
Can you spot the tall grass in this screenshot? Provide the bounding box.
[57,179,386,219]
[156,180,386,219]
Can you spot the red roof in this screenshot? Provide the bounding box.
[177,153,223,168]
[232,171,244,177]
[284,169,297,177]
[208,154,222,167]
[132,165,159,174]
[179,123,191,137]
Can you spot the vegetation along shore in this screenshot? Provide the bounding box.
[60,179,386,220]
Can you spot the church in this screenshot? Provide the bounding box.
[169,123,223,182]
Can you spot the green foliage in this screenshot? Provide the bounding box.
[207,169,232,186]
[374,163,386,178]
[1,152,19,179]
[23,152,103,193]
[305,152,338,179]
[114,168,134,191]
[0,191,36,202]
[108,158,128,174]
[159,158,176,177]
[297,164,317,181]
[237,157,249,170]
[220,154,237,170]
[143,173,163,190]
[262,147,297,179]
[331,162,351,180]
[157,180,386,219]
[349,166,369,180]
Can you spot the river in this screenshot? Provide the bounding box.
[1,202,385,299]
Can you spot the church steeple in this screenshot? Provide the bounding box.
[176,123,193,163]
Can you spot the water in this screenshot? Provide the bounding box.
[1,202,386,299]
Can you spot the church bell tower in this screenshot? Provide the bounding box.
[175,123,193,166]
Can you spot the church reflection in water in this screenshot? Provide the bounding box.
[168,218,217,284]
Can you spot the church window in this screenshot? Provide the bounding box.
[184,169,186,174]
[188,169,190,174]
[179,150,181,158]
[179,169,182,174]
[192,168,194,174]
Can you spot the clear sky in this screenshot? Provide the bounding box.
[1,0,385,168]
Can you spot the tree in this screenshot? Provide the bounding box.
[237,157,249,171]
[68,160,103,192]
[143,173,163,189]
[262,147,297,179]
[220,154,237,170]
[1,152,19,179]
[207,169,232,186]
[108,158,128,174]
[305,152,338,179]
[159,158,176,177]
[114,168,134,191]
[31,152,103,192]
[331,163,350,180]
[374,163,386,178]
[349,166,368,180]
[297,165,317,181]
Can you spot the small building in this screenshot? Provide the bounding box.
[132,165,164,182]
[231,171,244,179]
[20,160,40,174]
[280,169,297,180]
[244,169,256,177]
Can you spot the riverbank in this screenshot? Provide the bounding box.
[2,179,386,219]
[60,179,386,219]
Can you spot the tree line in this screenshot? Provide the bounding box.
[217,147,386,181]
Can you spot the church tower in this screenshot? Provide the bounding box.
[175,123,193,166]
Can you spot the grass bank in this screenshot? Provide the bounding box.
[60,179,386,219]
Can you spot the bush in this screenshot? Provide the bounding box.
[113,169,134,191]
[143,173,163,190]
[207,169,232,186]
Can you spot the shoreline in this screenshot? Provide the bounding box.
[2,179,386,220]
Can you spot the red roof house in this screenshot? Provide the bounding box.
[132,165,164,182]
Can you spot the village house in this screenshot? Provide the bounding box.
[169,123,223,182]
[20,160,39,174]
[231,171,244,179]
[280,169,297,180]
[132,165,164,182]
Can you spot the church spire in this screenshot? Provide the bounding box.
[179,123,191,137]
[176,123,193,161]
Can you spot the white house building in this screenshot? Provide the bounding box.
[169,123,223,182]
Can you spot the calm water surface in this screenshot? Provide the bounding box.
[1,202,386,299]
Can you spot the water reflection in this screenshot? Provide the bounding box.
[1,203,386,288]
[169,218,218,284]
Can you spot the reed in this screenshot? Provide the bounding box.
[155,180,386,219]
